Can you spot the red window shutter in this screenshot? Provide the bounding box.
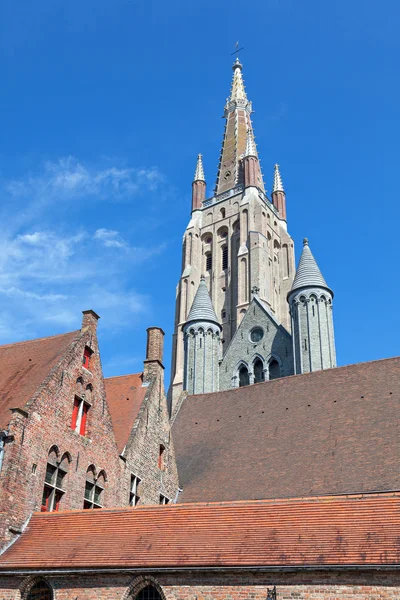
[54,492,62,512]
[83,347,91,369]
[71,398,80,430]
[80,402,89,435]
[41,487,51,512]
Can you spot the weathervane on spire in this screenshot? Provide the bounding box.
[231,41,244,60]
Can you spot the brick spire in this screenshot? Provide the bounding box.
[214,59,265,195]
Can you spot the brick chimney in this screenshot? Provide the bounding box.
[143,327,165,381]
[81,310,100,333]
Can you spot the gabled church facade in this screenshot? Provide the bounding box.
[170,58,336,409]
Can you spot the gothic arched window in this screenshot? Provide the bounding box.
[41,450,70,512]
[269,359,280,380]
[253,359,264,383]
[27,580,53,600]
[238,365,249,387]
[134,586,163,600]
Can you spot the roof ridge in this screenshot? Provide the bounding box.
[105,372,143,382]
[0,329,80,350]
[185,354,400,400]
[28,491,400,517]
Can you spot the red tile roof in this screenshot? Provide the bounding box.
[104,373,147,452]
[173,357,400,503]
[0,495,399,570]
[0,331,80,429]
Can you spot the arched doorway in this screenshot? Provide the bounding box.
[135,586,164,600]
[27,580,53,600]
[253,358,265,383]
[238,365,250,387]
[269,359,280,380]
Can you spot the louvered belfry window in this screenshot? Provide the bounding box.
[222,245,228,270]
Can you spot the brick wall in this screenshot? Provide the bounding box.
[1,569,400,599]
[0,312,124,545]
[122,354,180,505]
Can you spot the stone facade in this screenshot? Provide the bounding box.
[219,296,293,390]
[1,570,400,600]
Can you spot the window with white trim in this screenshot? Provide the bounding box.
[159,494,170,505]
[129,474,141,506]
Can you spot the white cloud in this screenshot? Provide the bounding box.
[0,156,167,344]
[94,228,127,249]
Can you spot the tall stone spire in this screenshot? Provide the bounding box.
[214,60,265,195]
[192,154,206,211]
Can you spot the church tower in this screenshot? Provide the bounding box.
[288,239,336,374]
[169,58,296,410]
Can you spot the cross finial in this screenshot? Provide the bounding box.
[231,41,244,60]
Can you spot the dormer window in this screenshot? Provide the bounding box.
[82,346,92,370]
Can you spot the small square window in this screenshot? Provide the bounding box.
[159,494,170,505]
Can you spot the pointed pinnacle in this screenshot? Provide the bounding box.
[194,153,205,182]
[230,59,247,101]
[244,129,257,158]
[272,163,284,193]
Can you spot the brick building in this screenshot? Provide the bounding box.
[0,57,399,599]
[0,312,179,546]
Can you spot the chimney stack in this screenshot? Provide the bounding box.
[143,327,165,381]
[81,310,100,334]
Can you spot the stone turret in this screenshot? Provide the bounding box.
[183,277,221,394]
[288,239,336,374]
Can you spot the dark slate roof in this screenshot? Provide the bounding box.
[1,495,399,569]
[172,357,400,503]
[0,330,80,429]
[186,278,220,325]
[291,239,329,293]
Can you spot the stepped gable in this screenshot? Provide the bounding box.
[172,356,400,503]
[0,495,399,569]
[104,373,147,452]
[0,330,80,429]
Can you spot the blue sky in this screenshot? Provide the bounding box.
[0,0,399,384]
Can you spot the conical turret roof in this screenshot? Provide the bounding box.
[291,239,331,294]
[186,278,220,325]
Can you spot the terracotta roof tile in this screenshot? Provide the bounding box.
[173,357,400,503]
[0,495,399,569]
[0,331,80,429]
[104,373,147,452]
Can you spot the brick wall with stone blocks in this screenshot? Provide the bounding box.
[1,570,400,600]
[0,311,124,546]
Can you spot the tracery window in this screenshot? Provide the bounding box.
[41,450,69,512]
[238,365,250,387]
[253,359,265,383]
[84,466,105,509]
